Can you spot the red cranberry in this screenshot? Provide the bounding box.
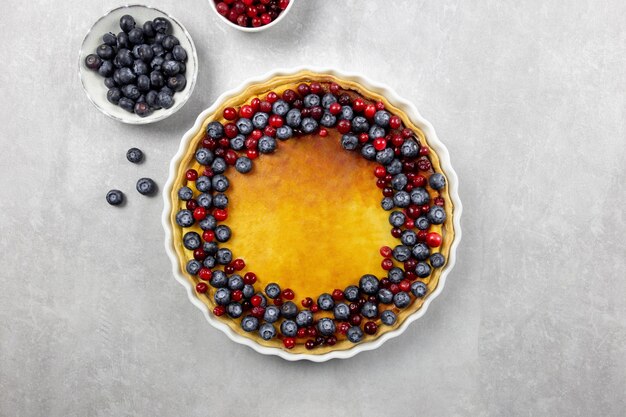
[292,98,303,109]
[263,126,276,137]
[421,204,430,213]
[389,115,402,129]
[232,258,245,271]
[381,258,393,270]
[297,328,307,338]
[198,268,212,281]
[224,264,235,274]
[382,187,394,197]
[224,123,238,138]
[283,337,296,349]
[375,101,385,111]
[239,104,253,118]
[310,304,319,313]
[373,137,387,151]
[359,133,369,143]
[332,289,344,301]
[390,283,400,294]
[274,297,284,307]
[232,290,243,301]
[314,336,325,346]
[259,100,272,113]
[266,91,278,103]
[216,2,229,16]
[193,207,207,220]
[380,278,391,288]
[399,279,411,292]
[251,295,263,307]
[218,137,230,148]
[202,230,215,242]
[368,295,377,303]
[251,306,265,318]
[329,102,342,115]
[374,166,386,178]
[329,82,340,94]
[282,89,297,102]
[202,137,216,149]
[319,128,328,137]
[236,14,248,26]
[420,146,430,156]
[247,149,258,159]
[307,327,317,337]
[380,246,392,258]
[242,300,251,310]
[203,167,214,177]
[297,83,310,96]
[243,272,256,285]
[269,114,283,127]
[364,321,378,335]
[338,322,350,334]
[350,315,362,325]
[246,5,257,17]
[186,200,197,210]
[225,150,237,165]
[251,16,262,26]
[232,1,245,14]
[364,104,376,118]
[279,0,289,9]
[245,136,259,149]
[417,230,428,242]
[310,82,322,94]
[305,340,315,350]
[418,159,432,171]
[376,179,386,189]
[310,106,323,120]
[406,271,417,281]
[404,259,417,272]
[391,134,404,147]
[223,107,237,120]
[213,305,226,316]
[391,228,402,238]
[250,97,261,111]
[434,197,445,206]
[349,303,359,314]
[186,169,198,181]
[407,205,421,219]
[426,232,442,247]
[401,128,413,138]
[413,175,427,187]
[353,98,365,112]
[301,297,313,308]
[214,209,228,221]
[214,147,225,157]
[260,13,272,25]
[193,249,207,261]
[338,93,351,105]
[282,288,295,300]
[326,336,337,346]
[403,160,416,172]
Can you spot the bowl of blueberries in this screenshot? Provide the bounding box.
[79,5,198,124]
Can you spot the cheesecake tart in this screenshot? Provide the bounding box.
[166,70,458,356]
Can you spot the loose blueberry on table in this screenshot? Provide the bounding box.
[84,14,188,117]
[214,0,290,28]
[174,79,450,351]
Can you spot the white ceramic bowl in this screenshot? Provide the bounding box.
[78,5,198,124]
[208,0,295,32]
[162,67,463,362]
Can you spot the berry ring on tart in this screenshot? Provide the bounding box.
[163,69,462,361]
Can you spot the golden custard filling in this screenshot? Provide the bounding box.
[169,71,454,354]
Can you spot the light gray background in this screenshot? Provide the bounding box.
[1,0,624,416]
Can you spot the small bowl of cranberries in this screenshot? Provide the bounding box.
[210,0,293,32]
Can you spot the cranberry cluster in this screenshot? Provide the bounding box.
[215,0,290,28]
[175,80,447,350]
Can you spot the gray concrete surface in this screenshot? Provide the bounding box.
[1,1,625,416]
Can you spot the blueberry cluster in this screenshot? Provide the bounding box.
[85,14,188,117]
[175,81,449,349]
[106,147,157,206]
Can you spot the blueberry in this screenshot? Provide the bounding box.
[393,292,411,308]
[203,241,218,255]
[374,110,390,127]
[389,211,406,227]
[195,175,211,192]
[126,147,143,163]
[411,281,428,298]
[391,174,408,191]
[320,112,337,127]
[376,148,395,165]
[96,44,114,60]
[118,97,135,113]
[198,215,216,231]
[380,310,397,326]
[401,230,417,246]
[107,88,122,104]
[137,75,150,92]
[265,283,281,299]
[162,60,180,75]
[206,121,224,139]
[377,288,393,304]
[259,323,276,340]
[392,245,411,262]
[429,173,446,190]
[172,45,187,62]
[401,140,419,157]
[150,70,165,88]
[410,187,430,205]
[317,318,336,336]
[183,231,201,250]
[175,209,194,227]
[156,91,174,109]
[195,147,214,165]
[301,117,318,134]
[136,44,154,63]
[344,285,360,302]
[142,21,155,37]
[211,174,229,192]
[116,32,130,49]
[154,32,166,45]
[211,157,227,174]
[359,274,379,295]
[381,197,394,211]
[361,144,376,160]
[427,206,446,224]
[151,44,165,57]
[263,305,281,323]
[430,253,445,268]
[226,302,243,318]
[285,108,302,127]
[167,74,186,91]
[317,293,334,311]
[227,274,244,290]
[341,134,358,151]
[133,60,148,76]
[216,248,233,265]
[393,191,410,208]
[98,60,114,77]
[119,14,135,32]
[106,189,124,206]
[340,105,354,120]
[104,77,116,88]
[303,94,320,108]
[409,244,429,262]
[102,32,117,46]
[116,48,134,67]
[333,303,350,320]
[242,284,254,299]
[236,118,253,135]
[186,259,202,275]
[280,301,298,319]
[296,310,313,327]
[252,112,269,129]
[361,302,378,319]
[117,68,136,85]
[280,320,298,337]
[136,95,146,104]
[387,267,404,284]
[319,93,335,109]
[85,54,102,70]
[276,126,293,140]
[272,99,289,116]
[152,17,171,34]
[352,116,369,133]
[128,27,144,45]
[415,262,432,278]
[387,159,403,175]
[203,256,216,268]
[215,225,231,243]
[416,216,430,230]
[346,326,364,343]
[136,177,157,195]
[212,193,228,209]
[235,156,252,173]
[162,35,179,50]
[230,134,245,150]
[210,270,228,288]
[258,136,276,154]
